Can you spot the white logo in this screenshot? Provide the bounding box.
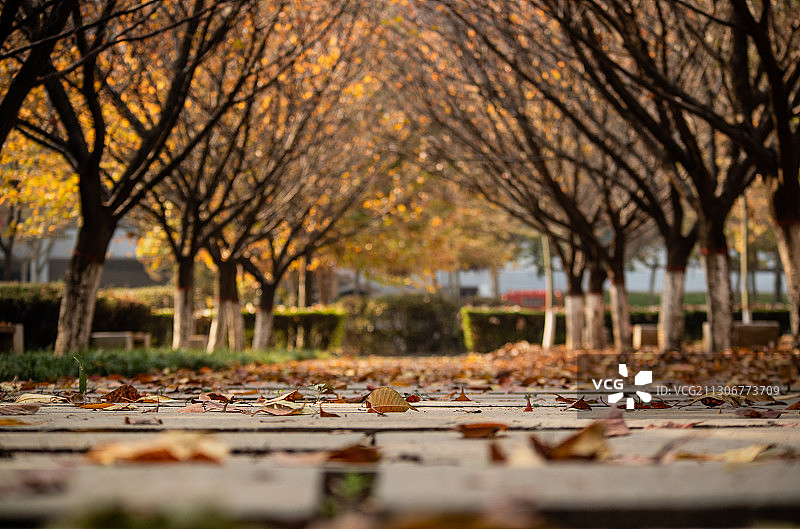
[608,364,652,409]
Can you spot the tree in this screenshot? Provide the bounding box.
[15,0,256,354]
[136,1,347,350]
[0,131,78,280]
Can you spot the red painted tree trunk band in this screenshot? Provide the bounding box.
[700,247,727,255]
[773,217,800,227]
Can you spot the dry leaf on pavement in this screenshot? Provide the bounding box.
[0,404,40,415]
[366,387,418,413]
[530,422,610,461]
[86,432,229,464]
[102,384,142,403]
[455,422,508,439]
[14,394,66,404]
[453,388,472,401]
[327,444,381,464]
[599,407,630,437]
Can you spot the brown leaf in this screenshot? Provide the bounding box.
[565,396,592,411]
[600,407,630,437]
[786,401,800,411]
[326,444,381,464]
[86,432,229,465]
[453,387,472,402]
[734,408,782,419]
[0,404,40,415]
[455,422,508,439]
[366,386,418,413]
[319,405,340,418]
[488,441,507,463]
[530,422,609,461]
[405,394,421,403]
[644,421,704,429]
[103,384,142,403]
[523,397,533,412]
[253,401,308,416]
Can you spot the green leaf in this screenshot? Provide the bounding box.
[73,356,86,395]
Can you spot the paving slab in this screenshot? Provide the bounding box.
[2,389,800,528]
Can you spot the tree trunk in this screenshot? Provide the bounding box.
[659,268,686,351]
[172,256,195,350]
[207,259,243,352]
[252,282,277,350]
[774,220,800,347]
[541,237,555,349]
[564,293,585,351]
[701,247,734,352]
[584,264,606,349]
[53,223,115,355]
[608,279,633,354]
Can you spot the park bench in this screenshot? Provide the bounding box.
[632,323,659,350]
[0,323,24,353]
[90,331,151,350]
[702,321,781,352]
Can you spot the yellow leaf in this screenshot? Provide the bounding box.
[366,386,418,413]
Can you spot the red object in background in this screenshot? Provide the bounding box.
[501,290,563,308]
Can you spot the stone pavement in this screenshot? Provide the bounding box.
[1,385,800,528]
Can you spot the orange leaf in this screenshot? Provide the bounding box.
[326,444,381,464]
[786,401,800,411]
[0,418,29,425]
[453,388,471,402]
[77,403,117,410]
[455,422,508,439]
[405,394,421,403]
[523,397,533,412]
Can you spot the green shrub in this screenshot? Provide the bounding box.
[461,306,566,353]
[99,285,174,309]
[340,293,464,355]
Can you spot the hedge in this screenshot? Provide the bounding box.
[339,293,464,355]
[462,306,791,352]
[461,306,567,353]
[0,283,344,351]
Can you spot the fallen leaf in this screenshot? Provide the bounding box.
[253,401,308,416]
[258,390,304,406]
[103,384,142,403]
[124,416,163,425]
[14,394,66,404]
[689,393,750,408]
[644,421,704,429]
[523,397,533,412]
[319,405,340,418]
[677,444,773,464]
[366,387,418,413]
[565,396,592,411]
[135,395,173,403]
[786,401,800,411]
[76,403,117,410]
[488,441,507,463]
[453,388,472,402]
[0,404,40,415]
[200,392,236,403]
[635,400,673,409]
[405,394,421,403]
[455,422,508,439]
[531,422,609,461]
[600,408,630,437]
[0,418,29,425]
[86,432,229,464]
[326,444,381,464]
[734,408,782,419]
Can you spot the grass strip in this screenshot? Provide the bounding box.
[0,348,324,382]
